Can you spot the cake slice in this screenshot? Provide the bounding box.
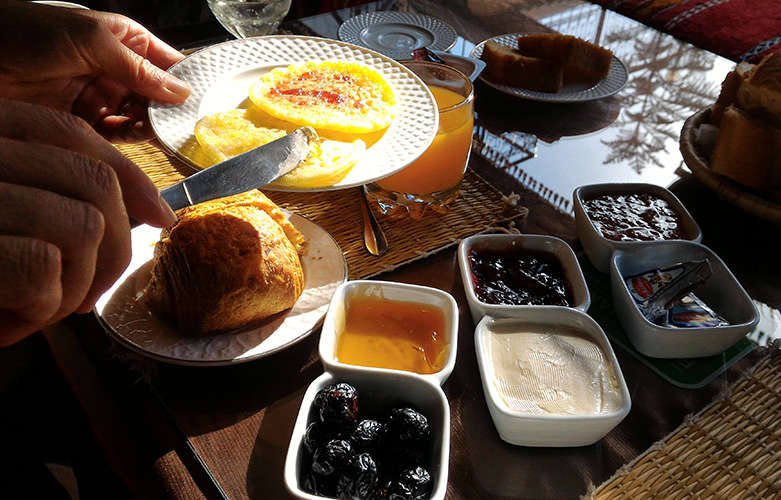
[481,40,564,92]
[516,34,613,84]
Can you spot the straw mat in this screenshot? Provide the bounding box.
[116,142,529,279]
[587,344,781,500]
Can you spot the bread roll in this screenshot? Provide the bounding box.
[710,105,781,192]
[736,51,781,129]
[146,190,306,334]
[711,62,753,126]
[481,40,564,92]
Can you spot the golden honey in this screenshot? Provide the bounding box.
[335,296,449,374]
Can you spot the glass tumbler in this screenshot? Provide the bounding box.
[365,61,475,220]
[207,0,292,38]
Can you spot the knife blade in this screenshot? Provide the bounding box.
[160,126,316,212]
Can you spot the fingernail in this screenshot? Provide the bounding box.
[164,76,192,99]
[159,193,178,226]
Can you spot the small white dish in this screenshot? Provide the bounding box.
[285,370,449,500]
[95,212,347,366]
[319,280,458,386]
[32,1,88,8]
[430,52,486,82]
[574,183,703,274]
[610,240,759,359]
[474,310,631,447]
[458,234,591,325]
[470,33,628,103]
[338,12,457,60]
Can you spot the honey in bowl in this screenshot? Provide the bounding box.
[335,296,450,375]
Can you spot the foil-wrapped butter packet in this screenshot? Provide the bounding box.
[624,259,713,323]
[662,293,729,328]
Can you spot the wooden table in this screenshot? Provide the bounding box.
[43,1,781,499]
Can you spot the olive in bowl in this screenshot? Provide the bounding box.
[284,371,449,500]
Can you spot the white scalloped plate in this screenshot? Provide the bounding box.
[94,213,347,366]
[470,34,628,103]
[149,35,438,192]
[337,11,458,60]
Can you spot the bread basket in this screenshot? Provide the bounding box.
[679,108,781,226]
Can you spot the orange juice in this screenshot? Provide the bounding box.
[335,296,450,375]
[376,85,474,194]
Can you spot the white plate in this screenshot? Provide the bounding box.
[94,213,347,366]
[338,12,457,60]
[148,35,438,192]
[470,33,628,103]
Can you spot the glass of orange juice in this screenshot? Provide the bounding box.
[365,61,475,220]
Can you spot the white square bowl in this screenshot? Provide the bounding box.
[610,240,759,358]
[474,309,631,447]
[284,370,449,500]
[573,183,703,274]
[319,280,458,386]
[458,234,591,325]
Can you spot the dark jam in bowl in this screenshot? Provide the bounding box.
[468,247,574,306]
[582,192,684,242]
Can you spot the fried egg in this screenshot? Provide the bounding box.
[194,107,365,189]
[248,60,397,134]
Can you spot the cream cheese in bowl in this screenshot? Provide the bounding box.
[474,309,631,447]
[484,322,624,415]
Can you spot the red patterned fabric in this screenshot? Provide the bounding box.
[589,0,781,63]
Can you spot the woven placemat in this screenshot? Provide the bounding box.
[585,344,781,500]
[116,142,529,279]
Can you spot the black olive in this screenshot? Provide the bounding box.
[349,419,385,452]
[380,445,426,476]
[303,421,330,455]
[335,452,379,500]
[304,469,339,497]
[385,408,429,443]
[312,439,353,477]
[387,467,433,500]
[317,383,360,430]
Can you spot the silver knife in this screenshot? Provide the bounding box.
[160,126,316,211]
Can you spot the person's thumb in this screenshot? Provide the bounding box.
[97,38,192,104]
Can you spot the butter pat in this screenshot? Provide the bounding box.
[484,323,623,415]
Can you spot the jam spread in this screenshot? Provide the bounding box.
[582,192,684,241]
[468,247,574,306]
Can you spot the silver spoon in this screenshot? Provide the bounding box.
[357,186,388,256]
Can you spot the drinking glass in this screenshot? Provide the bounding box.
[365,61,475,220]
[206,0,292,38]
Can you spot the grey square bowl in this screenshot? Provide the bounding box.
[610,240,759,358]
[574,183,703,274]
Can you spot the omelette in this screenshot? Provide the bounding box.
[248,60,397,134]
[194,106,366,189]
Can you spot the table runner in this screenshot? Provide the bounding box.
[116,142,529,280]
[589,0,781,64]
[587,343,781,500]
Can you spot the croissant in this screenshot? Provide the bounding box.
[146,190,306,334]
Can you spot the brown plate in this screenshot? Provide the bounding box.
[680,108,781,226]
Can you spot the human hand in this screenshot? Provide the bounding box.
[0,99,178,346]
[0,1,191,143]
